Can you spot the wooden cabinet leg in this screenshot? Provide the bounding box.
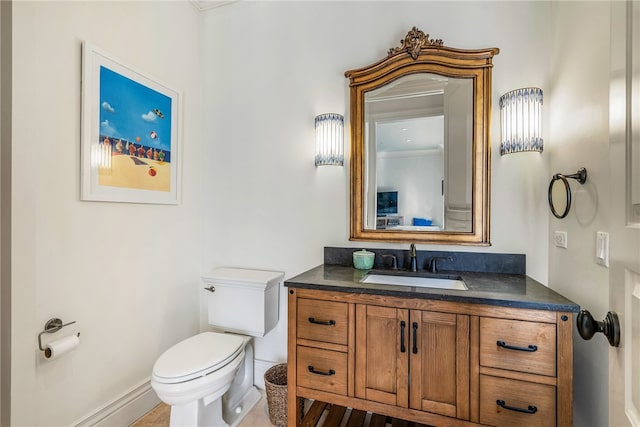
[286,391,303,426]
[287,289,301,426]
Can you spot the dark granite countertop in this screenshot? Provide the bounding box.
[285,264,580,313]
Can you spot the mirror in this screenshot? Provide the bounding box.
[364,74,473,233]
[549,178,570,219]
[345,27,499,244]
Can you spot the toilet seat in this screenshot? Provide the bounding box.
[152,332,245,384]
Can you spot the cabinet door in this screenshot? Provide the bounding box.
[355,304,409,407]
[409,310,470,419]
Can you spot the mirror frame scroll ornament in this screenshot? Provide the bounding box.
[345,27,499,245]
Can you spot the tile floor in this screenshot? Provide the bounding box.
[130,392,273,427]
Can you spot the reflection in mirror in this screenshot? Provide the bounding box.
[364,74,473,232]
[345,27,498,245]
[549,177,570,219]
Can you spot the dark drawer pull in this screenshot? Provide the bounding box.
[496,400,538,414]
[412,322,418,354]
[497,340,538,352]
[400,321,406,353]
[308,317,336,326]
[307,365,335,376]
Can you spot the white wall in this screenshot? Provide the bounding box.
[548,3,613,426]
[201,1,552,365]
[377,151,443,226]
[11,2,203,424]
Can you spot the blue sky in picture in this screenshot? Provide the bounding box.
[99,65,172,152]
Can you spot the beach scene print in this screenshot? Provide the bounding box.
[97,65,172,192]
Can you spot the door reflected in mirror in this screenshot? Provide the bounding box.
[364,73,473,232]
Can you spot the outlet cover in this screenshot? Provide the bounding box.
[554,231,568,248]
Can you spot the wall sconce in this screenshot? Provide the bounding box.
[499,87,543,155]
[315,113,344,166]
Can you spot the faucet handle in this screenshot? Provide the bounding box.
[381,254,398,270]
[428,256,453,273]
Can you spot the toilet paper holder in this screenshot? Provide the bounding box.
[37,318,80,352]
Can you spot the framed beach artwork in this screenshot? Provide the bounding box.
[81,42,181,204]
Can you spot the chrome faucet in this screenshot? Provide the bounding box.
[409,243,417,272]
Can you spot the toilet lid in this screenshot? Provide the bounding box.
[152,332,245,383]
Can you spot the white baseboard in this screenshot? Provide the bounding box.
[254,359,283,390]
[73,379,160,427]
[71,360,283,426]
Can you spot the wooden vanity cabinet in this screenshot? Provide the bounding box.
[287,288,573,427]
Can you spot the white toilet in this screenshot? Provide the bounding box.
[151,267,284,427]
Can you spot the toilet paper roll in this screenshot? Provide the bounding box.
[44,334,80,360]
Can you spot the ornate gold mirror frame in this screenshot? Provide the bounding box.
[345,27,499,245]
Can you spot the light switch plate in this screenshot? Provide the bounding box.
[596,231,609,267]
[554,231,568,248]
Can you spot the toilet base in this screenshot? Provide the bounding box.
[170,398,223,427]
[222,385,262,427]
[168,385,261,427]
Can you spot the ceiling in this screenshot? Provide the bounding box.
[376,116,444,153]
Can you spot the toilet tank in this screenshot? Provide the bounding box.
[202,267,284,337]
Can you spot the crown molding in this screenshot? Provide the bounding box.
[190,0,237,12]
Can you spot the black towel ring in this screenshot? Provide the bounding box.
[548,168,587,219]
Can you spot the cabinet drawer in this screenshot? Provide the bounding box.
[297,345,348,395]
[480,317,556,376]
[297,298,348,345]
[480,375,556,427]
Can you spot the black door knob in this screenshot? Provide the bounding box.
[576,310,620,347]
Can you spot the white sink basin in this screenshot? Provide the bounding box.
[361,274,467,290]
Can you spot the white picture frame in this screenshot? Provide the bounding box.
[81,42,181,204]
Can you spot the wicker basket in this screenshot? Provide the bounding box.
[264,363,288,426]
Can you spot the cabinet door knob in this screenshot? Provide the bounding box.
[400,321,406,353]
